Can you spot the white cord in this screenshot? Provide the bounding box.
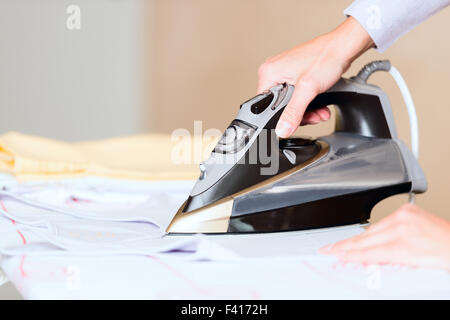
[388,66,419,204]
[388,66,419,160]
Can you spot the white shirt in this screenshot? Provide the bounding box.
[345,0,450,52]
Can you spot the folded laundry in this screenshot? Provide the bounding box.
[0,209,239,260]
[0,132,218,181]
[0,180,190,225]
[0,177,366,260]
[0,179,197,254]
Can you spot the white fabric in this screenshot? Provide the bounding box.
[0,177,449,299]
[0,179,239,257]
[0,178,192,224]
[345,0,450,52]
[0,179,190,254]
[0,183,365,258]
[2,253,450,299]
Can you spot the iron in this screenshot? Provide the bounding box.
[166,61,427,234]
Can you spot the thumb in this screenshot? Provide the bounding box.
[275,78,319,138]
[257,79,279,94]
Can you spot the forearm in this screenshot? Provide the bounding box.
[324,16,375,67]
[345,0,450,52]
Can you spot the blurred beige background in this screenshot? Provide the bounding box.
[147,0,450,222]
[0,0,145,141]
[0,0,448,224]
[0,0,448,299]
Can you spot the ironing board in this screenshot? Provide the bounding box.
[0,175,448,299]
[1,226,449,299]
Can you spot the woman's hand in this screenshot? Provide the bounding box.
[319,204,450,272]
[257,17,374,138]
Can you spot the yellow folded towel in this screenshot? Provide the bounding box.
[0,131,219,181]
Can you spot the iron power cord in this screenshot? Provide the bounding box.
[353,60,419,204]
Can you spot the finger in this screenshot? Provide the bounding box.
[300,107,331,125]
[339,244,394,265]
[257,78,279,94]
[275,77,319,138]
[320,224,398,254]
[342,241,448,270]
[338,241,410,266]
[315,107,331,121]
[319,232,370,254]
[300,111,321,125]
[257,63,281,94]
[366,207,409,234]
[366,217,397,234]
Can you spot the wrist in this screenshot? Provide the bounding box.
[327,16,374,66]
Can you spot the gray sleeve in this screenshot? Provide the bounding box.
[344,0,450,52]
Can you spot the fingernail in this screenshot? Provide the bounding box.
[275,121,293,138]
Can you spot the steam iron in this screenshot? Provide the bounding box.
[167,60,427,234]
